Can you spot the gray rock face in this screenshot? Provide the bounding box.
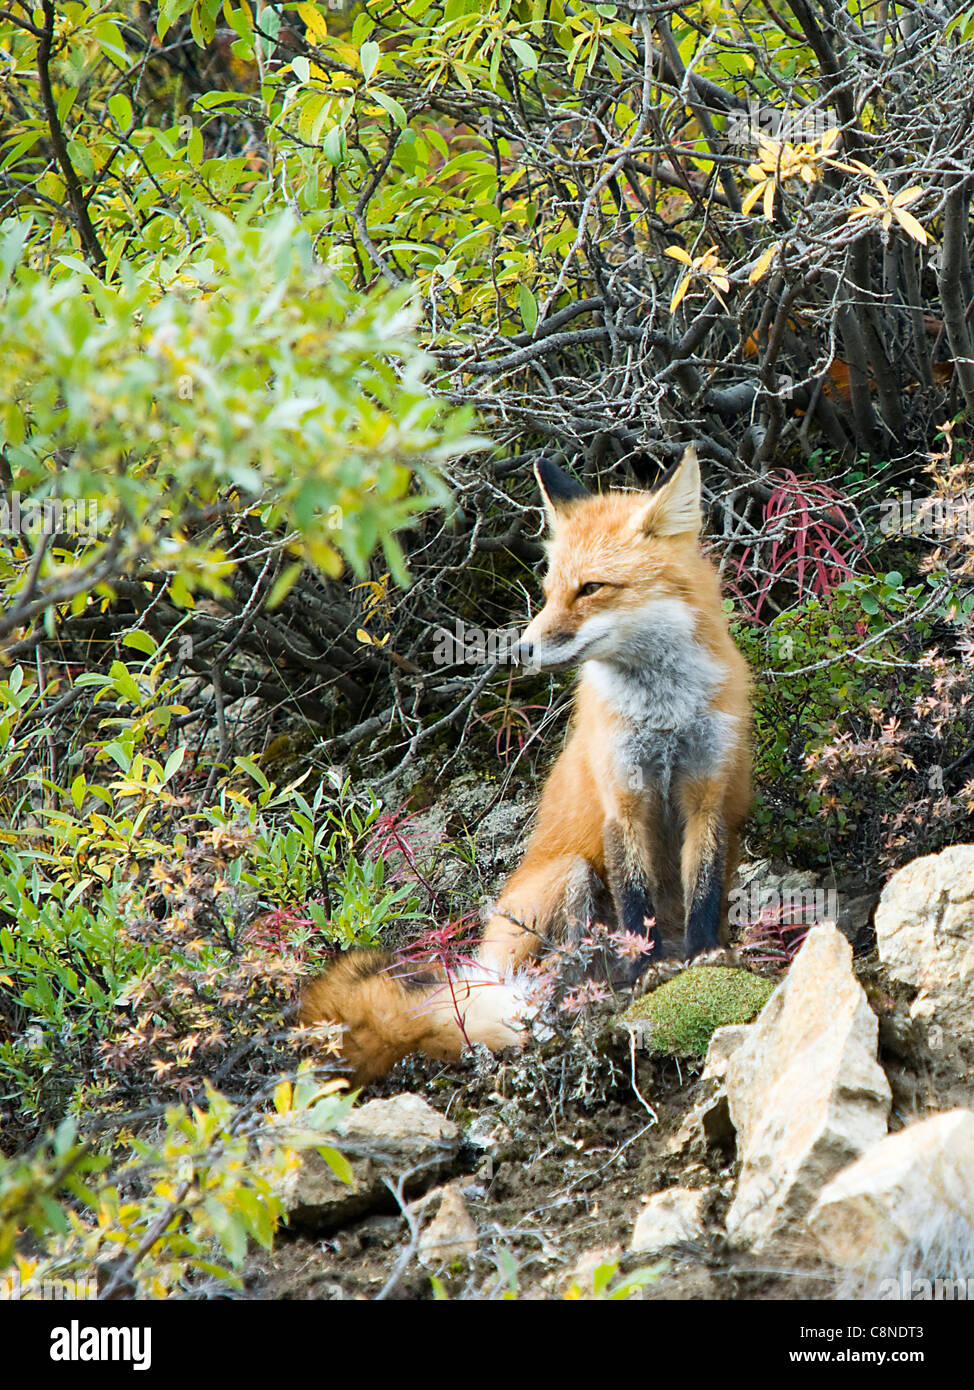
[282,1093,460,1231]
[724,924,891,1250]
[809,1109,974,1267]
[875,845,974,1044]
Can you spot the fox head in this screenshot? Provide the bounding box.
[517,446,714,672]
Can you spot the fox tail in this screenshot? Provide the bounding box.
[299,951,538,1086]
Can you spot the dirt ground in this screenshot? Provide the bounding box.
[248,1029,843,1301]
[243,930,974,1303]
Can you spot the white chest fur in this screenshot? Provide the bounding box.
[581,598,735,795]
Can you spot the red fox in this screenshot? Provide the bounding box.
[300,447,751,1084]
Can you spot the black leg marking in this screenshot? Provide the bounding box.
[683,836,726,959]
[604,820,663,981]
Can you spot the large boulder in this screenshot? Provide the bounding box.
[875,845,974,1047]
[724,923,891,1249]
[808,1109,974,1269]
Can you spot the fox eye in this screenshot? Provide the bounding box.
[576,582,603,600]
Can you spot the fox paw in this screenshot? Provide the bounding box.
[688,946,742,970]
[632,957,685,996]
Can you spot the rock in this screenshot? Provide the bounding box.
[668,1024,751,1156]
[417,1183,478,1266]
[631,1188,708,1255]
[724,923,891,1250]
[875,845,974,1045]
[808,1109,974,1266]
[282,1093,460,1231]
[703,1024,752,1082]
[559,1245,624,1295]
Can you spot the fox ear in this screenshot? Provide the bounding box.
[535,458,591,525]
[631,444,702,538]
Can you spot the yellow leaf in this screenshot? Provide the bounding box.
[296,2,328,44]
[849,193,882,216]
[893,208,928,244]
[356,628,373,645]
[307,537,344,577]
[664,245,692,265]
[273,1080,293,1114]
[669,272,691,314]
[740,182,764,216]
[763,179,775,220]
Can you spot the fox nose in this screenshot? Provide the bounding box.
[513,636,534,665]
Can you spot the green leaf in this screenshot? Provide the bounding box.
[107,93,133,131]
[518,282,538,332]
[371,89,407,129]
[163,746,186,783]
[323,126,345,165]
[109,661,142,705]
[234,756,270,793]
[266,561,303,610]
[203,1195,248,1267]
[122,629,157,656]
[509,38,538,71]
[360,40,381,82]
[318,1144,355,1185]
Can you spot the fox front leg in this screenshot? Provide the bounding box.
[679,790,728,959]
[603,819,662,979]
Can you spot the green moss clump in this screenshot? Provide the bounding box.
[617,966,775,1058]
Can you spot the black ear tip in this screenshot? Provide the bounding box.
[535,457,591,506]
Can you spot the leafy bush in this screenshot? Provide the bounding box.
[0,1071,356,1298]
[738,449,974,874]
